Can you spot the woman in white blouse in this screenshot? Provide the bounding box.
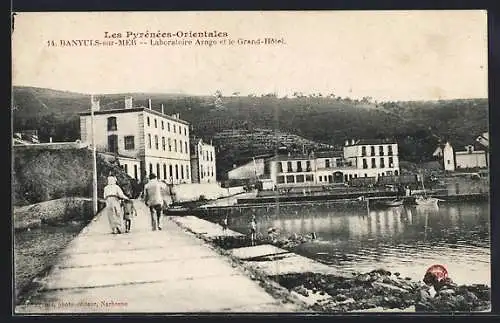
[103,176,130,234]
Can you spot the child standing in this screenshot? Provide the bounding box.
[249,214,257,246]
[221,215,228,233]
[122,199,137,233]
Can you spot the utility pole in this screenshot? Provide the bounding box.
[91,94,98,214]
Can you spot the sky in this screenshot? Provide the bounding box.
[12,11,488,101]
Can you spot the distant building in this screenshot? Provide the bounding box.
[267,138,400,187]
[190,138,216,183]
[79,97,192,183]
[228,157,266,180]
[442,141,488,171]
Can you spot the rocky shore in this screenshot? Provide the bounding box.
[271,270,490,312]
[210,233,490,312]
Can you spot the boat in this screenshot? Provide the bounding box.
[414,173,440,206]
[378,199,404,207]
[414,195,440,206]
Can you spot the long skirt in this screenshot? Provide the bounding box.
[106,197,124,233]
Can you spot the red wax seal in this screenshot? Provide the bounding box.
[426,264,448,282]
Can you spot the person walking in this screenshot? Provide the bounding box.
[103,176,130,234]
[249,214,257,246]
[143,173,168,231]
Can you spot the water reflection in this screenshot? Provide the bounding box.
[226,201,490,286]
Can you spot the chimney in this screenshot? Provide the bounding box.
[161,104,165,114]
[125,96,133,109]
[49,137,53,143]
[351,139,355,145]
[91,94,100,111]
[345,139,349,146]
[148,99,152,110]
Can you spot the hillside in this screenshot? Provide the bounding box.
[12,86,488,175]
[13,147,135,206]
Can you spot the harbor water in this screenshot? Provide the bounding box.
[224,201,490,286]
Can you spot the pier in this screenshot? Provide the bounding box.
[15,200,300,313]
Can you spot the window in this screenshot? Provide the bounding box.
[395,170,399,176]
[184,128,187,136]
[149,163,153,175]
[107,117,117,131]
[296,175,305,183]
[154,119,157,128]
[370,146,375,156]
[364,173,367,177]
[123,164,128,173]
[168,138,172,151]
[286,175,295,183]
[180,140,183,153]
[325,159,330,168]
[124,136,135,150]
[162,137,166,150]
[200,165,204,179]
[175,165,179,179]
[134,165,138,179]
[354,174,358,178]
[173,124,176,133]
[277,162,283,173]
[167,122,170,131]
[447,160,450,164]
[379,146,384,156]
[277,176,285,184]
[389,157,393,167]
[388,145,393,156]
[319,176,322,182]
[306,174,314,182]
[371,158,376,168]
[363,159,368,169]
[161,121,164,130]
[306,161,311,171]
[156,163,160,178]
[147,117,150,127]
[163,164,167,179]
[108,135,118,153]
[169,164,173,178]
[181,165,184,179]
[174,139,177,152]
[380,158,385,168]
[287,162,293,172]
[361,146,366,157]
[210,152,213,161]
[185,142,188,154]
[148,134,152,149]
[349,174,353,180]
[154,135,159,150]
[186,166,190,180]
[297,161,303,172]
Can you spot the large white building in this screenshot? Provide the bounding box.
[190,138,217,183]
[267,138,400,187]
[79,97,192,184]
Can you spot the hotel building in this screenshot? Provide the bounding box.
[79,97,192,184]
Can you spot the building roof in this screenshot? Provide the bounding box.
[79,107,190,125]
[268,151,342,162]
[350,139,397,146]
[98,151,140,161]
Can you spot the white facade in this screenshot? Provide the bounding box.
[443,142,455,171]
[190,139,217,184]
[342,140,400,178]
[268,139,400,187]
[80,98,191,184]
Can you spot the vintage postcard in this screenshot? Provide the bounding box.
[12,11,490,314]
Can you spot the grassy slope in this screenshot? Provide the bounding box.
[12,86,488,175]
[13,147,134,206]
